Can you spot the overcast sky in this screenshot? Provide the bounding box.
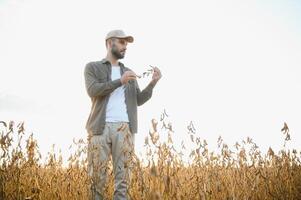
[1,0,301,164]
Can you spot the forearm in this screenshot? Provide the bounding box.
[137,82,155,106]
[87,79,122,97]
[84,63,122,98]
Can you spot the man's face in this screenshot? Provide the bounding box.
[109,38,128,59]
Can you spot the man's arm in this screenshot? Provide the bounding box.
[135,66,162,106]
[135,80,156,106]
[84,62,122,98]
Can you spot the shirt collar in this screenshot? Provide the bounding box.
[101,58,125,68]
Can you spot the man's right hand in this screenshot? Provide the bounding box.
[121,71,137,85]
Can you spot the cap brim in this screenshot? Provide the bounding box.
[118,36,134,43]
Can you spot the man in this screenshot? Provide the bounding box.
[84,29,162,200]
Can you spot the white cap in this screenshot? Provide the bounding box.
[105,29,134,43]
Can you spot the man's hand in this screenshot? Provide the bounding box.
[150,67,162,85]
[121,71,137,85]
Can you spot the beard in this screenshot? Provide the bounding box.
[111,44,125,59]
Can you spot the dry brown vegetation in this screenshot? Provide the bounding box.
[1,113,301,200]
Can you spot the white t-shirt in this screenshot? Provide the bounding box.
[105,65,129,122]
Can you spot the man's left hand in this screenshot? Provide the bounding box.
[151,67,162,85]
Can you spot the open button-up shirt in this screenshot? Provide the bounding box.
[84,58,155,135]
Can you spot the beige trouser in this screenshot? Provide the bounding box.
[87,122,135,200]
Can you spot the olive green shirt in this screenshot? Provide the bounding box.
[84,58,156,135]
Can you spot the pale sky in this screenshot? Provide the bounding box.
[1,0,301,165]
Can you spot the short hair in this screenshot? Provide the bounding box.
[105,37,116,48]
